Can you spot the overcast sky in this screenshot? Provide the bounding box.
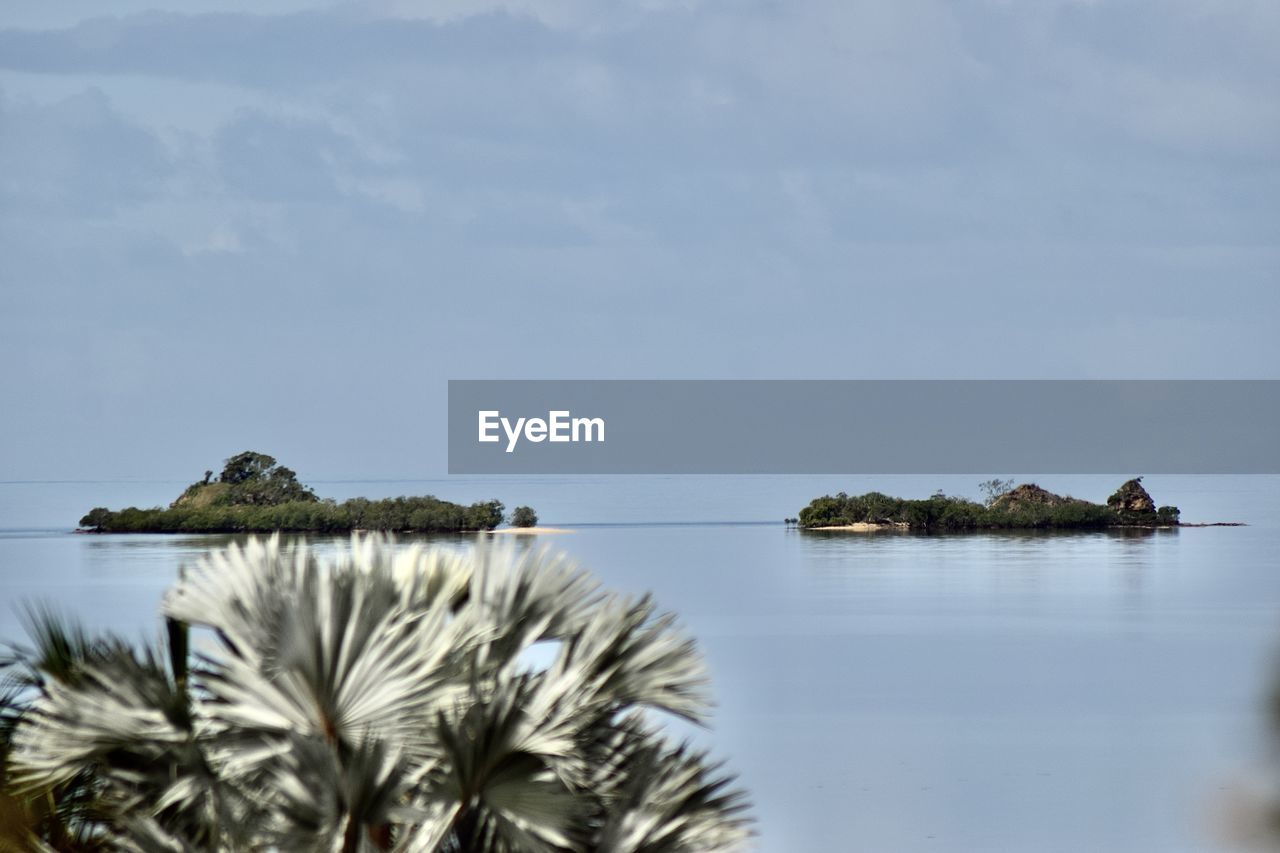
[1,0,1277,480]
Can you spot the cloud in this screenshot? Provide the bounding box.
[0,0,1277,477]
[1,2,1274,249]
[3,0,1274,167]
[183,225,244,255]
[0,11,571,86]
[215,110,366,201]
[0,86,171,214]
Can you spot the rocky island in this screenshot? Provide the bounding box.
[798,478,1182,532]
[79,452,512,534]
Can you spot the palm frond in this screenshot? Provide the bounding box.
[4,604,124,692]
[546,595,711,725]
[597,740,753,852]
[188,549,479,780]
[421,675,583,852]
[2,536,753,851]
[463,545,602,677]
[6,642,229,850]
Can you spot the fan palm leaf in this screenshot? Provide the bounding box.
[3,536,752,851]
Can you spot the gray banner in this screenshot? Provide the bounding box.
[448,380,1280,474]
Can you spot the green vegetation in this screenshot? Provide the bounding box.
[79,496,505,534]
[509,505,538,528]
[798,478,1180,531]
[172,450,318,507]
[79,452,511,534]
[1,539,751,850]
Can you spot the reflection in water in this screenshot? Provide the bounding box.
[796,528,1165,598]
[80,532,482,572]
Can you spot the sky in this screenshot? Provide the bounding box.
[1,0,1277,481]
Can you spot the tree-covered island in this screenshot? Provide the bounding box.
[798,478,1181,531]
[79,451,510,533]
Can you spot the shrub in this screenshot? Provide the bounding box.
[510,506,538,528]
[797,480,1173,531]
[78,507,111,530]
[82,496,508,534]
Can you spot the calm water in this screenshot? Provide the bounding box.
[2,474,1278,851]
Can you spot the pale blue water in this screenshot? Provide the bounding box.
[1,475,1278,851]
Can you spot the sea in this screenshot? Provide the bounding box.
[2,474,1277,852]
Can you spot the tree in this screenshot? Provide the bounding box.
[1,538,751,851]
[213,451,317,505]
[510,506,538,528]
[77,507,111,531]
[464,499,504,531]
[218,451,278,485]
[978,478,1015,507]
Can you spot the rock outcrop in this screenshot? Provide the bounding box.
[1107,478,1156,515]
[991,483,1087,510]
[1106,477,1180,525]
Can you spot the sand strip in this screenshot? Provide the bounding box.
[805,522,909,532]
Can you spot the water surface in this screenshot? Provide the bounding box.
[1,474,1276,851]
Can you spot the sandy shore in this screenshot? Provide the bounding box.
[488,527,574,535]
[806,522,910,532]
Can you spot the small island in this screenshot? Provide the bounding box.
[797,478,1183,532]
[79,451,514,534]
